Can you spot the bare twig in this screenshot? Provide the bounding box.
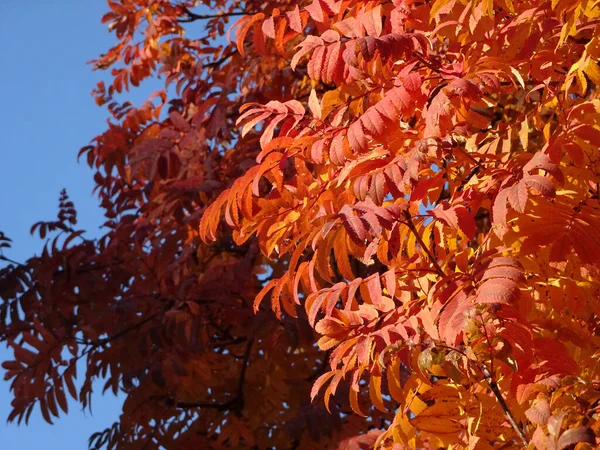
[0,255,26,268]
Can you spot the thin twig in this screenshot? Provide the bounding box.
[0,255,26,268]
[414,51,440,73]
[76,310,162,347]
[402,211,446,278]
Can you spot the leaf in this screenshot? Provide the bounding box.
[339,205,367,243]
[361,6,382,37]
[476,279,520,304]
[430,203,476,239]
[525,399,551,425]
[286,5,303,33]
[305,0,325,23]
[507,182,528,213]
[410,416,463,434]
[369,374,386,412]
[363,274,383,309]
[523,175,556,196]
[311,371,336,401]
[492,187,510,228]
[534,338,578,375]
[349,385,366,417]
[556,426,596,449]
[253,278,278,313]
[308,89,322,119]
[234,13,265,56]
[438,292,472,345]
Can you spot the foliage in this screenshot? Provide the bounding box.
[2,0,600,449]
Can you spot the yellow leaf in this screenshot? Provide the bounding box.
[558,13,577,47]
[519,117,529,150]
[543,122,552,141]
[308,89,322,120]
[369,374,386,412]
[510,66,525,89]
[417,401,461,417]
[409,394,428,416]
[387,359,405,403]
[583,58,600,85]
[429,0,451,22]
[321,89,344,119]
[577,65,589,95]
[410,416,463,434]
[482,0,494,16]
[502,0,516,13]
[350,387,366,416]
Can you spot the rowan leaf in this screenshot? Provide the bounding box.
[556,426,597,449]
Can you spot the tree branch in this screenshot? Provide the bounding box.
[76,310,162,347]
[482,365,529,447]
[178,7,248,23]
[174,336,254,415]
[203,50,237,69]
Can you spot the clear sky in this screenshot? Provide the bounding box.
[0,2,155,449]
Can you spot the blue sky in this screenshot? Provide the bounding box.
[0,3,156,449]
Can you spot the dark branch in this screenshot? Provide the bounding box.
[76,310,162,347]
[178,7,248,23]
[482,365,529,447]
[0,255,26,268]
[204,50,237,69]
[174,336,254,414]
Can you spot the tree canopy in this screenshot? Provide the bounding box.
[2,0,600,449]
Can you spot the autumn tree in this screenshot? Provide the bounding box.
[2,0,600,448]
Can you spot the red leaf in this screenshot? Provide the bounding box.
[329,133,346,165]
[286,5,303,32]
[492,187,510,227]
[476,278,519,304]
[234,13,265,56]
[437,292,472,345]
[523,175,556,196]
[348,121,369,153]
[507,182,528,213]
[311,371,336,401]
[430,203,476,239]
[525,399,551,425]
[361,6,382,37]
[305,0,325,22]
